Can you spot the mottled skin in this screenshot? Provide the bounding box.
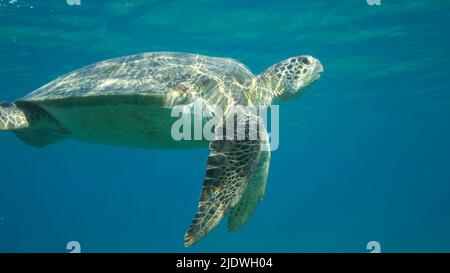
[0,52,323,246]
[0,102,29,130]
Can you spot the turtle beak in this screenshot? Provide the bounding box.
[303,57,323,85]
[313,58,324,79]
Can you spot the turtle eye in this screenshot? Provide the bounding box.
[301,58,310,65]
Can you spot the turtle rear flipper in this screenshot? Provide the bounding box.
[184,106,270,247]
[1,102,66,147]
[0,102,30,130]
[15,129,66,148]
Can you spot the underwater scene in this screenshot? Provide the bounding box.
[0,0,450,253]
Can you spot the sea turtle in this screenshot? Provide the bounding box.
[0,52,323,246]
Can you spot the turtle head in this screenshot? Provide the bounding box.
[258,55,323,101]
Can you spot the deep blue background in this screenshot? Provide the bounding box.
[1,0,450,252]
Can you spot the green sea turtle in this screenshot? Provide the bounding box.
[0,52,323,246]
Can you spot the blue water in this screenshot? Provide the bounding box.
[1,0,450,253]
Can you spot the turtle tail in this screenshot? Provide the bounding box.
[0,102,30,131]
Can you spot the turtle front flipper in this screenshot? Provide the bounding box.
[228,138,270,232]
[184,106,269,247]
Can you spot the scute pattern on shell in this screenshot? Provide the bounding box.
[21,52,255,107]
